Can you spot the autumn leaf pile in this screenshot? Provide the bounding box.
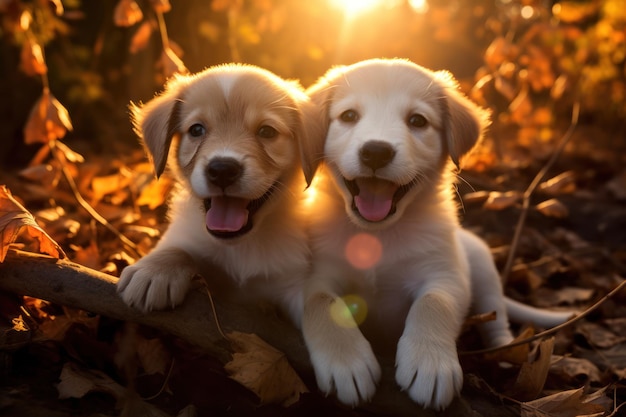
[1,1,626,417]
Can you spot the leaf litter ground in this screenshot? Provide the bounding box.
[1,123,625,417]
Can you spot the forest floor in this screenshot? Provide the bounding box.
[0,122,625,417]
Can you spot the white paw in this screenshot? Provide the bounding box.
[395,333,463,410]
[117,249,196,311]
[307,329,381,406]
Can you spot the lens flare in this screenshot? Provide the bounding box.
[345,233,383,270]
[330,294,368,327]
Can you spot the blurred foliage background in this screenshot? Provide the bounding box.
[0,0,625,168]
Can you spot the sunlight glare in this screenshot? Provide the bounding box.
[345,233,383,270]
[330,0,383,17]
[408,0,429,14]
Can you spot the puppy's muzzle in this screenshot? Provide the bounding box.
[359,140,396,171]
[203,157,277,240]
[206,157,243,190]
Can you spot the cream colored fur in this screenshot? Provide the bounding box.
[117,64,316,320]
[301,58,508,410]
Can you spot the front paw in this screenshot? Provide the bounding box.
[307,328,381,406]
[117,248,196,311]
[395,334,463,410]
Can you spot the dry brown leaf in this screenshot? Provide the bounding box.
[512,337,555,401]
[509,85,533,125]
[577,322,626,349]
[549,356,603,385]
[136,337,171,375]
[486,326,534,365]
[536,199,569,218]
[539,171,577,195]
[462,190,490,205]
[23,89,73,144]
[57,362,126,400]
[520,386,608,417]
[91,172,132,203]
[136,177,172,209]
[20,37,47,77]
[225,331,308,407]
[114,0,143,27]
[150,0,171,13]
[130,20,154,54]
[606,170,626,200]
[483,190,522,211]
[0,185,66,262]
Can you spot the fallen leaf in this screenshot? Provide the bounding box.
[0,185,66,262]
[576,322,626,349]
[549,356,603,386]
[225,331,308,407]
[462,190,490,205]
[520,386,608,417]
[511,337,555,401]
[539,171,576,195]
[136,176,172,209]
[486,326,534,365]
[606,170,626,200]
[483,190,522,211]
[536,199,569,218]
[57,362,126,400]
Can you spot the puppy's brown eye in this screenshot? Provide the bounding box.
[257,125,278,139]
[408,114,427,128]
[188,123,206,137]
[339,110,359,123]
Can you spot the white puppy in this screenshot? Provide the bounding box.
[300,58,571,410]
[117,64,316,320]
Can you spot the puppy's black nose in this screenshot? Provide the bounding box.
[206,158,243,189]
[359,140,396,171]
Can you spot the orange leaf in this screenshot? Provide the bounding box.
[483,191,522,211]
[114,0,143,27]
[149,0,171,13]
[129,20,153,54]
[225,331,308,406]
[20,37,48,77]
[0,185,66,262]
[539,171,576,195]
[536,199,569,218]
[23,90,73,144]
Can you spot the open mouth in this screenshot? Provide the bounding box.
[344,177,416,222]
[203,184,277,239]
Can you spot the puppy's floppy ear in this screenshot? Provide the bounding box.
[300,79,333,185]
[130,79,185,178]
[435,71,490,167]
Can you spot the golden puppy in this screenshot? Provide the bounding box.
[300,58,571,410]
[117,64,316,321]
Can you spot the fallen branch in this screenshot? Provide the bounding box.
[0,249,481,416]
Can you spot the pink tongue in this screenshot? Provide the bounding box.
[206,196,249,232]
[354,178,398,222]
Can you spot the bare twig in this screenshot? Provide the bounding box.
[461,276,626,356]
[49,141,143,258]
[501,101,581,284]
